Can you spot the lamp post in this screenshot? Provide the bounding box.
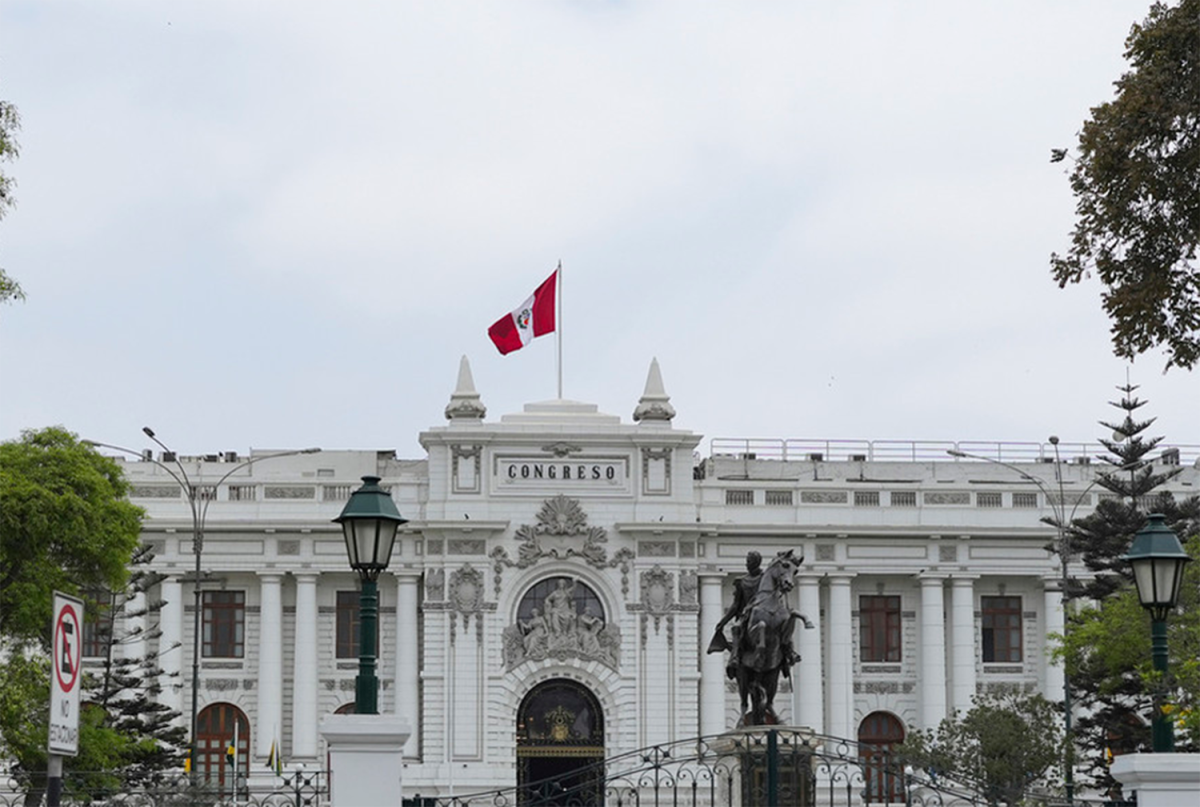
[946,439,1100,805]
[86,434,320,780]
[1122,513,1191,753]
[333,475,408,715]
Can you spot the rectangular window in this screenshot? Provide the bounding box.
[854,491,880,507]
[859,595,902,662]
[764,490,793,506]
[890,491,916,507]
[1012,492,1038,508]
[981,595,1022,662]
[202,591,245,658]
[726,490,754,506]
[336,591,361,659]
[976,492,1002,508]
[82,591,113,658]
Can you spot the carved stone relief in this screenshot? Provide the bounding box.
[501,579,621,672]
[448,565,486,642]
[679,570,698,605]
[425,568,445,602]
[490,495,634,597]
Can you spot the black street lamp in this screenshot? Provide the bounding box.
[333,475,408,715]
[1122,513,1191,753]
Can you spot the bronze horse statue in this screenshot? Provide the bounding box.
[709,549,812,726]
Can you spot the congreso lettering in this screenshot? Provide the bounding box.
[505,462,617,481]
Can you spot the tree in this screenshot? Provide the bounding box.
[1070,382,1187,600]
[0,427,169,802]
[1058,536,1200,794]
[1,98,22,304]
[1050,0,1200,370]
[1054,384,1200,792]
[899,693,1064,807]
[0,427,143,643]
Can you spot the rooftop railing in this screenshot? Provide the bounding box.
[709,438,1200,466]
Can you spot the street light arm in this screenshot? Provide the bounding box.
[85,439,194,500]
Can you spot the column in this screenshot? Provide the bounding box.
[919,575,948,728]
[699,573,727,736]
[827,575,854,739]
[1043,578,1065,702]
[256,572,283,758]
[950,577,977,714]
[794,574,824,732]
[291,573,319,760]
[394,573,420,756]
[158,575,184,721]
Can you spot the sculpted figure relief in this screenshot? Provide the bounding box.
[501,576,620,671]
[706,549,814,726]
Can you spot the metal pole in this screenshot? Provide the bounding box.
[1050,438,1075,807]
[356,577,379,715]
[766,729,779,807]
[1150,618,1173,752]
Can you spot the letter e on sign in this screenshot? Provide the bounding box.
[49,591,84,756]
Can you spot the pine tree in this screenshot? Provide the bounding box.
[88,542,187,787]
[1070,382,1186,600]
[1059,383,1200,792]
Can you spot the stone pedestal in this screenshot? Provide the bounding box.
[709,726,817,807]
[320,714,411,807]
[1110,753,1200,807]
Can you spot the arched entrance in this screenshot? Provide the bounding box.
[858,711,906,803]
[196,703,249,796]
[517,679,604,806]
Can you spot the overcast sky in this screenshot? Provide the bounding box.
[2,1,1196,459]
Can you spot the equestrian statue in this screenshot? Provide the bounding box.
[706,549,814,726]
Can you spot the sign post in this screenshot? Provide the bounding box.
[48,592,84,807]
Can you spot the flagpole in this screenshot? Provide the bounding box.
[556,260,563,400]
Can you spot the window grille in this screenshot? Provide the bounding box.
[1012,492,1038,508]
[854,491,880,507]
[976,492,1002,508]
[726,490,754,506]
[227,485,256,502]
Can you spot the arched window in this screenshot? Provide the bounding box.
[858,711,905,803]
[517,576,604,622]
[196,703,249,795]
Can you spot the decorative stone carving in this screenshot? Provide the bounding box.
[447,539,486,555]
[444,356,487,421]
[425,568,445,602]
[801,491,848,504]
[679,570,698,605]
[264,486,316,499]
[541,442,582,458]
[632,565,676,641]
[449,566,484,615]
[501,580,621,672]
[490,495,634,597]
[278,539,301,556]
[939,544,957,563]
[632,358,676,422]
[638,541,675,557]
[815,544,836,561]
[205,679,239,691]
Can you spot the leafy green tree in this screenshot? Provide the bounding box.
[899,693,1064,807]
[1050,0,1200,370]
[1,98,23,304]
[0,427,143,642]
[1059,534,1200,794]
[0,427,171,801]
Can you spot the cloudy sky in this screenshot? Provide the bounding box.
[2,1,1196,458]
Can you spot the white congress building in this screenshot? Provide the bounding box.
[99,358,1197,800]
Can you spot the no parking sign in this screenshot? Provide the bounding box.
[49,592,84,756]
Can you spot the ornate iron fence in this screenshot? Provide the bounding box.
[0,769,325,807]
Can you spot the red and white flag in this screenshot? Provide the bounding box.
[488,269,558,355]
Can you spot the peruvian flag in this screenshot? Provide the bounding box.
[488,270,558,355]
